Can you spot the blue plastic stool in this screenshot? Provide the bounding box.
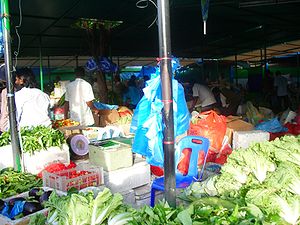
[150,135,210,207]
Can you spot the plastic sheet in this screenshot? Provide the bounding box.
[0,201,25,219]
[255,118,288,133]
[93,102,118,110]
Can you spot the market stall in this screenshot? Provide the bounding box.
[1,0,300,223]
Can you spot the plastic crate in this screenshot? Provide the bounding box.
[42,164,103,192]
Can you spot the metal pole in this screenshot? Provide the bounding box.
[39,37,44,91]
[264,45,267,77]
[235,54,238,85]
[157,0,176,207]
[48,56,51,83]
[75,55,78,67]
[260,48,263,78]
[1,0,22,171]
[297,52,299,87]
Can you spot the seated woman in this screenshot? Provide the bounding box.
[14,68,51,128]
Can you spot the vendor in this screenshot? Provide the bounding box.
[64,67,99,126]
[14,68,52,128]
[190,80,217,112]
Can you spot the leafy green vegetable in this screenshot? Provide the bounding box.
[107,212,132,225]
[20,126,65,155]
[28,213,47,225]
[0,169,42,198]
[0,131,10,147]
[275,195,300,225]
[91,188,124,225]
[0,126,65,154]
[221,163,248,184]
[185,135,300,224]
[44,188,128,225]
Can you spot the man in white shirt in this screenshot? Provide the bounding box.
[64,67,99,126]
[14,68,51,128]
[274,70,289,111]
[191,82,217,112]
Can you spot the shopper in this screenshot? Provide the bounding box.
[0,86,8,132]
[14,68,51,128]
[274,70,289,112]
[64,67,99,126]
[113,74,125,105]
[0,64,8,132]
[123,75,142,109]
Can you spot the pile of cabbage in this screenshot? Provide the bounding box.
[186,135,300,225]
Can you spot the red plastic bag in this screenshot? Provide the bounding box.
[177,148,192,175]
[198,149,217,165]
[188,110,226,152]
[150,165,164,177]
[215,144,233,165]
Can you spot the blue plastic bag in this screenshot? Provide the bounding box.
[94,102,118,110]
[0,201,25,219]
[255,118,288,133]
[130,58,190,167]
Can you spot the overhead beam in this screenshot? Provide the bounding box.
[21,0,82,50]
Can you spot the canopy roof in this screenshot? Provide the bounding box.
[9,0,300,65]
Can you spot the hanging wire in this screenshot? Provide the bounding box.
[136,0,158,28]
[13,0,23,70]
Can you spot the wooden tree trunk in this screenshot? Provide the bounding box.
[96,70,108,102]
[86,24,110,103]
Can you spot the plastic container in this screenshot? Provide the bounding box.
[42,164,103,192]
[81,127,102,140]
[89,140,133,171]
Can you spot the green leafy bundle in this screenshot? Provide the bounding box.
[0,126,65,154]
[186,135,300,224]
[0,168,42,198]
[42,188,131,225]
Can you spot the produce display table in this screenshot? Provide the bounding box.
[0,144,70,174]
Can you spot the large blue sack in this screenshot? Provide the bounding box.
[130,60,190,167]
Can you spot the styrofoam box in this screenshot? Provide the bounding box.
[103,157,150,193]
[0,187,65,225]
[233,130,270,150]
[89,141,133,171]
[0,144,70,174]
[0,145,15,170]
